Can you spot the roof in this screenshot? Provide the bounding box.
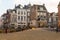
[58,2,60,6]
[15,4,22,8]
[7,9,16,13]
[23,4,31,9]
[32,4,47,10]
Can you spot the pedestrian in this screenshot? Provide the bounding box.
[5,28,7,33]
[56,27,58,32]
[5,27,8,33]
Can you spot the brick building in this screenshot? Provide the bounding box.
[2,12,11,29]
[48,12,58,28]
[58,2,60,28]
[30,4,48,28]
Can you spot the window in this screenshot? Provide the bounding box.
[24,12,26,15]
[18,25,21,27]
[37,13,39,15]
[13,11,15,13]
[18,11,20,14]
[38,7,40,10]
[14,16,17,22]
[18,22,21,24]
[28,18,30,22]
[43,13,46,16]
[53,17,56,21]
[49,18,51,22]
[44,16,46,18]
[18,16,20,21]
[40,7,43,11]
[24,16,26,21]
[28,12,30,16]
[40,12,43,15]
[21,16,23,21]
[21,11,23,15]
[12,15,17,22]
[24,23,25,24]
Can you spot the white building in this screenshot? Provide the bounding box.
[16,8,30,28]
[48,12,58,28]
[5,4,31,29]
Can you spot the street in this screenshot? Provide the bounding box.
[0,28,60,40]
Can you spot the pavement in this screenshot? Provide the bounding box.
[0,28,60,40]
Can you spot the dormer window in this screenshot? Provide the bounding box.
[18,11,20,14]
[58,2,60,6]
[40,7,43,11]
[38,7,40,10]
[13,11,15,13]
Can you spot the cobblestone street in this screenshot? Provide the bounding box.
[0,28,60,40]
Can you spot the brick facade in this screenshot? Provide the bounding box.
[58,2,60,28]
[58,2,60,20]
[30,4,48,27]
[30,5,37,20]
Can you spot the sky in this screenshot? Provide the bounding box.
[0,0,60,16]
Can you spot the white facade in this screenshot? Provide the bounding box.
[16,8,30,27]
[7,8,30,28]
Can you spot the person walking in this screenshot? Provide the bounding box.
[5,26,8,33]
[56,27,58,32]
[5,28,7,33]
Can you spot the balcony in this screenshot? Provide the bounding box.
[37,10,47,12]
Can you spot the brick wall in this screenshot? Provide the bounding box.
[58,6,60,20]
[30,5,37,20]
[58,4,60,28]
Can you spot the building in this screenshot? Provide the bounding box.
[15,4,31,29]
[16,5,31,29]
[30,4,48,28]
[52,13,58,28]
[58,2,60,28]
[7,9,17,28]
[48,12,58,28]
[0,17,3,29]
[2,4,31,29]
[2,12,11,29]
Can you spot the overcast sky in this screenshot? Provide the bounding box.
[0,0,60,16]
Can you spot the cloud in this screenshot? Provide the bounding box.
[13,0,42,5]
[13,0,29,6]
[0,0,2,4]
[13,0,60,12]
[40,0,60,12]
[14,0,20,4]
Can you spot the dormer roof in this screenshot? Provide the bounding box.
[58,2,60,6]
